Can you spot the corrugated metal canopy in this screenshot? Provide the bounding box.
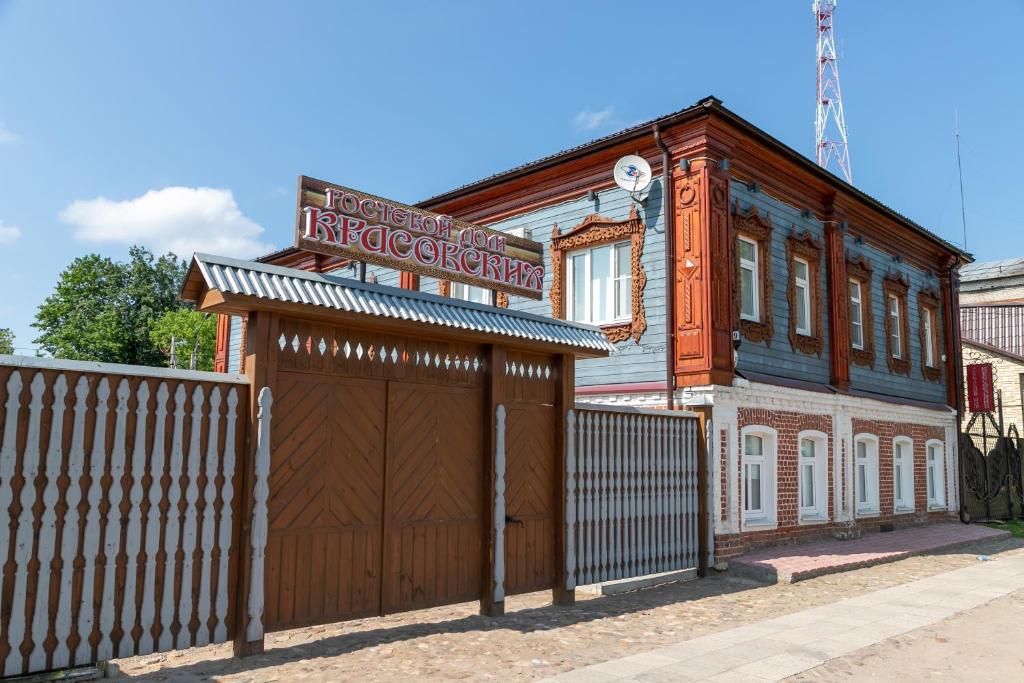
[182,253,615,356]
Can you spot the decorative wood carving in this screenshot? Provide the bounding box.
[846,254,875,368]
[495,292,509,309]
[731,204,773,345]
[549,205,647,343]
[883,272,911,376]
[785,229,825,356]
[918,287,943,382]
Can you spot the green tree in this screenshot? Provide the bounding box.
[33,246,188,366]
[150,308,216,371]
[0,328,14,355]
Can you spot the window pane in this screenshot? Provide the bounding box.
[740,266,755,317]
[571,253,587,322]
[857,464,867,503]
[849,281,863,348]
[928,465,936,499]
[745,463,762,511]
[794,259,808,281]
[894,462,903,503]
[795,283,809,331]
[744,434,763,456]
[739,239,755,262]
[591,245,611,323]
[857,440,867,460]
[924,309,935,366]
[800,439,815,459]
[614,243,631,319]
[801,463,815,508]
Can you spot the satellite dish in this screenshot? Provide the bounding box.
[613,155,652,194]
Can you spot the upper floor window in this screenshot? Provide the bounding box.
[451,282,491,305]
[739,236,759,321]
[883,273,911,376]
[793,257,812,335]
[847,255,875,367]
[849,279,864,350]
[786,231,824,356]
[893,437,914,512]
[566,241,631,325]
[926,440,946,508]
[732,206,774,344]
[855,434,880,516]
[918,289,943,382]
[550,207,647,343]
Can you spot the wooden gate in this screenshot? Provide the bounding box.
[264,318,486,630]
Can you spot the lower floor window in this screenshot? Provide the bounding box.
[798,431,828,520]
[893,437,914,511]
[855,435,880,515]
[741,428,776,526]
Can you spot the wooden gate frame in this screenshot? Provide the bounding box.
[181,256,612,655]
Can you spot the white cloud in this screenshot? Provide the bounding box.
[0,122,18,145]
[60,186,274,259]
[0,221,21,244]
[573,106,616,134]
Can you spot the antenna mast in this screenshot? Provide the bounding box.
[814,0,852,183]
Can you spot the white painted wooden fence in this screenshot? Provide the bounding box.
[0,359,256,677]
[565,405,701,589]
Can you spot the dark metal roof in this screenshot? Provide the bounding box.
[961,303,1024,358]
[417,96,969,262]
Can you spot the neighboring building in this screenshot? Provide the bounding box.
[959,259,1024,424]
[216,96,969,560]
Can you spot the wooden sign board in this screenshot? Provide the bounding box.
[294,175,545,300]
[966,362,995,413]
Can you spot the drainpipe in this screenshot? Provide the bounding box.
[654,123,676,410]
[949,260,969,523]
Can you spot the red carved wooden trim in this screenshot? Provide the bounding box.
[918,287,943,382]
[731,204,773,345]
[825,223,850,387]
[883,272,911,376]
[846,254,875,368]
[214,314,229,372]
[549,204,647,343]
[785,229,825,356]
[437,280,451,297]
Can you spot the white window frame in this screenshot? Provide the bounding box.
[893,436,915,513]
[794,256,812,336]
[854,434,880,516]
[889,294,903,359]
[739,236,760,322]
[923,307,936,368]
[565,240,632,325]
[849,278,864,350]
[740,425,778,528]
[797,430,829,523]
[450,281,491,304]
[926,439,946,509]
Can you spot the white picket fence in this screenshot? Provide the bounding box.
[0,358,257,676]
[565,405,702,588]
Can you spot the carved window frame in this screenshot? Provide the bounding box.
[918,288,943,382]
[732,206,773,345]
[846,255,875,368]
[883,273,911,376]
[785,230,824,356]
[549,205,647,343]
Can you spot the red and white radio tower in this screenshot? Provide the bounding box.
[814,0,852,183]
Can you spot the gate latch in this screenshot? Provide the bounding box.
[505,514,525,526]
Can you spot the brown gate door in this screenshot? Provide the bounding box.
[265,372,386,630]
[383,383,483,613]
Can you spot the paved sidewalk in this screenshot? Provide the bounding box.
[542,548,1024,682]
[729,522,1009,583]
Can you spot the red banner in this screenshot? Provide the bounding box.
[966,363,995,413]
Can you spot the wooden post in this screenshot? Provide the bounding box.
[553,353,575,606]
[480,344,506,617]
[691,405,712,576]
[233,310,277,657]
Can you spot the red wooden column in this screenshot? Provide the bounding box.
[399,272,420,290]
[674,157,734,387]
[825,219,851,389]
[214,314,230,372]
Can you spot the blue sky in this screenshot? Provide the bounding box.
[1,1,1022,353]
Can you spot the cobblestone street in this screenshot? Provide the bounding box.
[114,535,1023,682]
